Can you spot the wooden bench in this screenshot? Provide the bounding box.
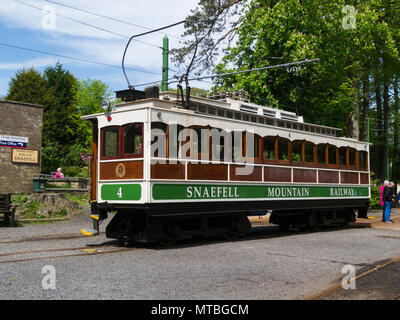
[0,193,15,227]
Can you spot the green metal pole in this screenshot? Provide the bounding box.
[162,35,169,92]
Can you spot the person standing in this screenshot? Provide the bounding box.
[380,180,389,221]
[383,181,395,223]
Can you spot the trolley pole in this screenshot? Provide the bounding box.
[162,35,169,92]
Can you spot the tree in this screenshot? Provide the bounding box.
[74,78,118,162]
[76,78,114,116]
[6,68,49,105]
[174,0,400,181]
[40,63,80,173]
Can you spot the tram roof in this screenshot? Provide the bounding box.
[82,91,342,132]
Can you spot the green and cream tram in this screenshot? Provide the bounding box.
[81,89,370,243]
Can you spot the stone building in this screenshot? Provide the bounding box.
[0,100,43,193]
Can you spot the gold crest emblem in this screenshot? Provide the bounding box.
[115,163,126,178]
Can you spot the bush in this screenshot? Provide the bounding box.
[62,166,89,178]
[369,172,382,210]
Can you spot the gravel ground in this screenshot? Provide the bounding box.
[1,214,400,300]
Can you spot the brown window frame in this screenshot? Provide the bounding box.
[100,123,144,160]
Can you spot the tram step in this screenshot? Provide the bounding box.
[80,228,99,236]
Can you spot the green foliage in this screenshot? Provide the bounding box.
[6,63,117,175]
[76,78,114,115]
[369,172,382,210]
[6,68,50,105]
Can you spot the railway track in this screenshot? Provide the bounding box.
[0,242,144,264]
[0,232,93,244]
[306,254,400,300]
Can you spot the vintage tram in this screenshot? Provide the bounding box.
[80,89,370,243]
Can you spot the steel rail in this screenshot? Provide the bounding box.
[306,253,400,300]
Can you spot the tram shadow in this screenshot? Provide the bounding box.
[124,221,370,250]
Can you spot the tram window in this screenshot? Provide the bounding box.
[217,109,225,117]
[103,127,119,158]
[339,147,347,166]
[226,111,233,118]
[292,140,302,162]
[278,120,285,127]
[328,145,337,164]
[311,126,316,133]
[124,124,142,155]
[317,144,326,164]
[258,117,265,124]
[304,142,314,162]
[321,128,326,134]
[191,127,204,158]
[315,127,321,134]
[212,131,229,161]
[292,123,297,130]
[151,122,167,158]
[305,125,310,132]
[243,114,249,122]
[278,138,289,160]
[199,105,207,114]
[251,115,257,123]
[235,112,241,120]
[349,148,356,166]
[263,137,275,160]
[359,151,368,171]
[266,119,274,126]
[298,124,303,131]
[208,107,216,115]
[232,132,242,161]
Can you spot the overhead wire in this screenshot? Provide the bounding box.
[43,0,184,41]
[0,41,161,75]
[168,59,320,84]
[12,0,162,49]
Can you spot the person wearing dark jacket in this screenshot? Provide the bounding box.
[383,182,395,223]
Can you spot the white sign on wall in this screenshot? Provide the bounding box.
[0,134,29,148]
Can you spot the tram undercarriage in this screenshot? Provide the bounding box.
[92,199,369,244]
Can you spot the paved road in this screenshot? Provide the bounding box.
[1,212,400,300]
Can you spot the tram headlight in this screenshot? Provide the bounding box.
[102,99,111,111]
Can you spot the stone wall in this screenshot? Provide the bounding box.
[0,100,43,194]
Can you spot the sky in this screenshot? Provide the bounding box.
[0,0,209,98]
